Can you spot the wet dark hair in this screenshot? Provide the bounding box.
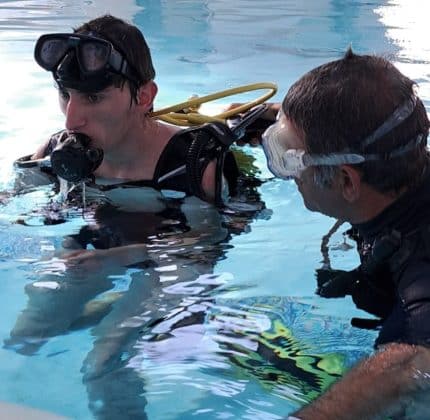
[282,48,430,193]
[74,14,156,102]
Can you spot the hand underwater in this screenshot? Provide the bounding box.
[63,244,151,273]
[316,268,360,298]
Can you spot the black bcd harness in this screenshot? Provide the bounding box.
[164,104,268,206]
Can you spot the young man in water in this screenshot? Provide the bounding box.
[8,14,270,419]
[262,49,430,418]
[29,14,239,204]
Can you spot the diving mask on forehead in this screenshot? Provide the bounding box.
[262,96,422,180]
[34,32,139,92]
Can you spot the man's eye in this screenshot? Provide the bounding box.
[87,94,101,103]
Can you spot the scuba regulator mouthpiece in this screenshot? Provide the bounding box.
[50,132,103,182]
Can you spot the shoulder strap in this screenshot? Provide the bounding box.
[154,124,239,205]
[185,122,238,206]
[152,130,195,195]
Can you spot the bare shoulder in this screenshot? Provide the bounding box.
[31,130,68,160]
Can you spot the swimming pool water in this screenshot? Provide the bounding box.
[0,1,429,419]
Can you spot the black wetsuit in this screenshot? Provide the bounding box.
[350,171,430,348]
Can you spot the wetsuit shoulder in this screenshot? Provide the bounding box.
[376,257,430,348]
[376,226,430,348]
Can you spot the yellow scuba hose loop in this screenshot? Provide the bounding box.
[150,82,277,126]
[155,112,225,126]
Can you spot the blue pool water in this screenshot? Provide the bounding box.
[0,1,429,419]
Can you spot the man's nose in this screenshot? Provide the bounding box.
[64,96,86,132]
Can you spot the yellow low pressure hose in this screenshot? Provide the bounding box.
[150,82,278,126]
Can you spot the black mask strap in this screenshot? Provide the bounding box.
[362,95,417,149]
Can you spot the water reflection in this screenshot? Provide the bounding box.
[375,0,430,103]
[0,0,143,37]
[0,0,429,418]
[5,155,277,419]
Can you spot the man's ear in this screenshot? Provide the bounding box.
[136,81,158,112]
[339,165,362,203]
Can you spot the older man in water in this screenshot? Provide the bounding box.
[261,49,430,418]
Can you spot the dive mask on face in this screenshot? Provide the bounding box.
[50,132,104,183]
[261,112,365,179]
[262,96,422,180]
[34,33,138,92]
